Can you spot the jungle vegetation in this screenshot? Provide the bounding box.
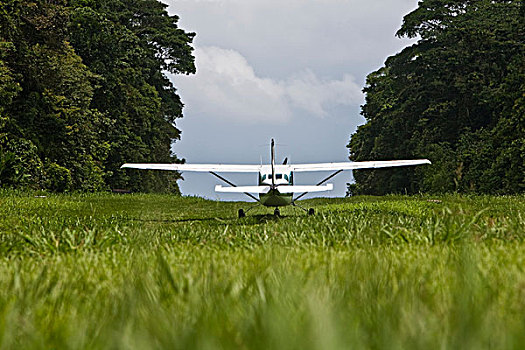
[348,0,524,195]
[0,0,195,193]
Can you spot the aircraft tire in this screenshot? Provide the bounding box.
[238,209,245,218]
[274,208,280,216]
[308,208,315,216]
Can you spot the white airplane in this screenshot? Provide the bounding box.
[122,139,431,217]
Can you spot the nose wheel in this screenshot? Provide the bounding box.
[274,208,280,216]
[238,209,245,218]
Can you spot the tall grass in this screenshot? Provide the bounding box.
[0,191,524,349]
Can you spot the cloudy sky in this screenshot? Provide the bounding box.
[163,0,419,200]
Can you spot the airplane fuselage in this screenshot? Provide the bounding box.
[258,165,293,207]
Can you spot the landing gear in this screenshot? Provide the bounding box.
[238,209,245,218]
[274,208,280,216]
[292,202,315,216]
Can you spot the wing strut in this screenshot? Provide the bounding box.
[293,170,343,202]
[209,172,260,203]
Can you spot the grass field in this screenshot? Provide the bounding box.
[0,191,524,349]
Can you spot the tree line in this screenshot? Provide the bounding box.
[0,0,195,192]
[348,0,524,195]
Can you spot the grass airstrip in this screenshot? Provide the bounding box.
[0,191,524,349]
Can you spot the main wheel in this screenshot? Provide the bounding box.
[274,208,280,216]
[238,209,245,218]
[308,208,315,216]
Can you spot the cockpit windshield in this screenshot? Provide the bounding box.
[264,173,291,182]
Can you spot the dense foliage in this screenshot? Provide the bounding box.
[348,0,524,195]
[0,192,524,348]
[0,0,195,192]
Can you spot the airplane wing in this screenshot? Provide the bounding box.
[121,159,431,173]
[290,159,431,172]
[121,163,262,173]
[215,185,270,193]
[278,184,334,193]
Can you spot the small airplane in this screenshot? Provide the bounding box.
[121,139,431,217]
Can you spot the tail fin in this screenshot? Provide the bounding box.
[271,139,276,189]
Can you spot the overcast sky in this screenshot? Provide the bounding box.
[163,0,419,200]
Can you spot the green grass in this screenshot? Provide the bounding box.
[0,191,524,349]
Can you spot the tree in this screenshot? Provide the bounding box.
[348,0,524,195]
[69,0,195,192]
[0,0,110,191]
[0,0,196,192]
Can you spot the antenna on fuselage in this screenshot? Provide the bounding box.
[271,139,276,189]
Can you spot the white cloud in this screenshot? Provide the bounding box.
[171,46,364,124]
[285,70,363,117]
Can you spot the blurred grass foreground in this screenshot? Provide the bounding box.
[0,191,524,349]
